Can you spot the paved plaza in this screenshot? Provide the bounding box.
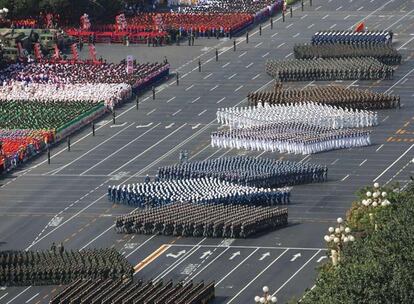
[0,0,414,303]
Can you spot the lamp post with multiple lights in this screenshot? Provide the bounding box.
[324,217,355,266]
[254,286,277,303]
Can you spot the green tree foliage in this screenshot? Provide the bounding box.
[3,0,123,25]
[302,183,414,304]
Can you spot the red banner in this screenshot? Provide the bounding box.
[355,22,365,32]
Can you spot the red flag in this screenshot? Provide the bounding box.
[355,22,364,32]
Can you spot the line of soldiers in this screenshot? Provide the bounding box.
[311,30,393,45]
[50,278,215,304]
[157,155,327,188]
[0,249,133,286]
[115,202,288,238]
[294,43,401,65]
[217,102,378,130]
[265,57,394,82]
[247,83,400,110]
[211,122,372,155]
[108,177,291,208]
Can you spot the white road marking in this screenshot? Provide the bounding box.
[252,73,260,80]
[109,121,127,128]
[336,5,343,10]
[216,249,259,286]
[25,293,39,303]
[277,42,285,48]
[6,286,31,304]
[109,123,187,175]
[47,123,134,176]
[222,62,230,68]
[189,248,230,281]
[246,62,254,68]
[374,144,414,182]
[125,235,157,258]
[271,32,279,38]
[315,5,322,10]
[227,249,289,303]
[322,14,329,20]
[259,252,271,261]
[307,23,314,29]
[293,33,300,38]
[0,293,8,301]
[300,14,307,19]
[398,36,414,49]
[210,84,219,91]
[344,15,350,20]
[228,73,237,79]
[317,256,327,263]
[155,238,206,281]
[376,144,384,152]
[146,108,156,115]
[286,24,293,29]
[234,85,244,92]
[285,52,293,58]
[357,6,364,11]
[191,97,201,103]
[136,122,153,128]
[290,253,301,262]
[341,174,350,181]
[238,51,247,57]
[255,42,263,48]
[273,250,321,295]
[359,159,367,166]
[329,23,337,29]
[185,84,194,91]
[192,123,201,130]
[262,52,270,58]
[203,73,213,79]
[198,109,207,116]
[79,124,159,176]
[331,159,339,165]
[172,109,182,116]
[166,96,176,103]
[217,97,226,104]
[166,250,186,259]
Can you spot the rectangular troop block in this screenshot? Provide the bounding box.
[158,155,327,188]
[50,278,215,304]
[0,249,133,286]
[247,84,400,110]
[115,202,288,238]
[265,57,394,82]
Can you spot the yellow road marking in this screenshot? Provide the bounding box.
[134,245,170,274]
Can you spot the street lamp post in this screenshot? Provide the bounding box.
[361,183,391,230]
[254,286,277,303]
[324,217,355,266]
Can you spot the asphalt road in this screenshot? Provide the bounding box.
[0,0,414,303]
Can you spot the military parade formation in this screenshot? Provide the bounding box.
[115,202,288,238]
[0,0,409,302]
[50,278,215,304]
[108,177,291,208]
[247,83,400,110]
[293,43,401,65]
[265,57,394,81]
[217,102,378,129]
[211,122,372,154]
[157,156,327,188]
[0,249,133,286]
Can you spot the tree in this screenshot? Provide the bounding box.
[302,183,414,304]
